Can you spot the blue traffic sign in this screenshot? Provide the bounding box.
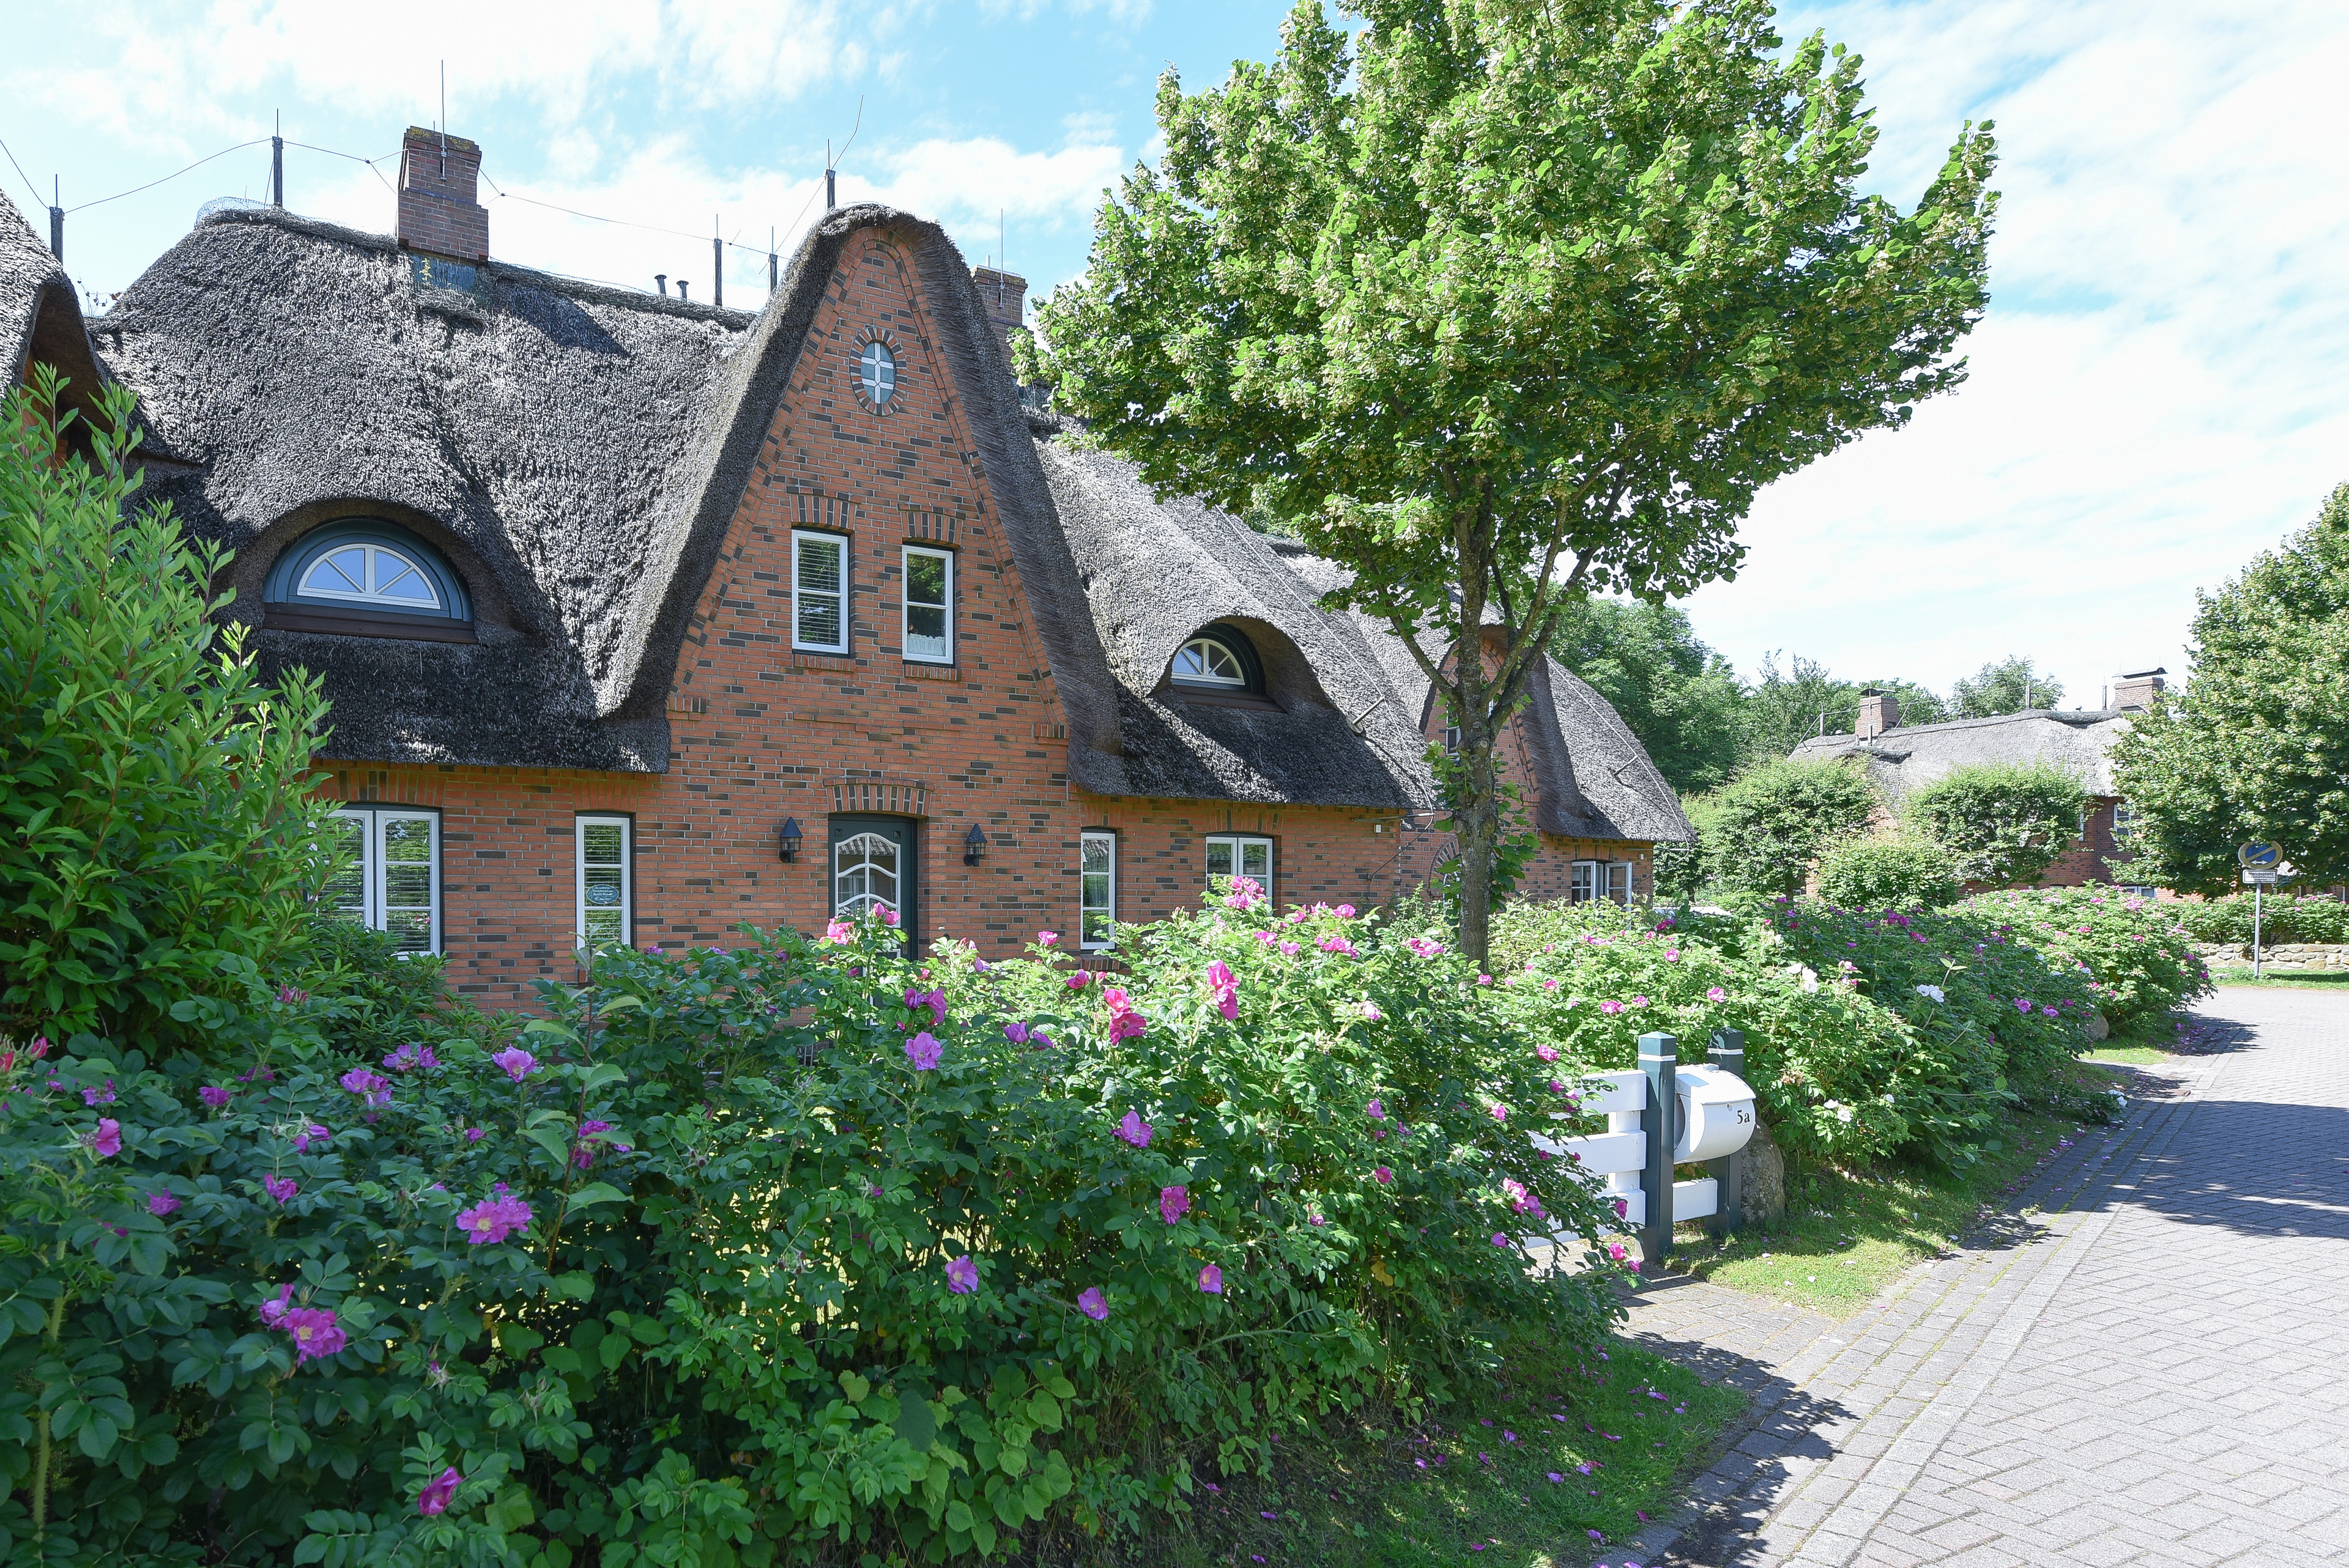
[2238,841,2282,868]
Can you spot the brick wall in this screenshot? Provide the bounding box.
[397,127,488,263]
[316,229,1663,1003]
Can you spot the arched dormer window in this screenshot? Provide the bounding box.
[1168,624,1264,695]
[264,520,475,643]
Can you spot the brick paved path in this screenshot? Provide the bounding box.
[1628,989,2349,1567]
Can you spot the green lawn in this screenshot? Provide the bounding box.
[1120,1328,1742,1567]
[2207,969,2349,989]
[1658,1106,2087,1317]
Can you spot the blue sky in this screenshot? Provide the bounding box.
[7,0,2346,718]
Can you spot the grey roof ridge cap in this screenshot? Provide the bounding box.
[179,204,755,327]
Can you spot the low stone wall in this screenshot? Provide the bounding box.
[2193,941,2349,972]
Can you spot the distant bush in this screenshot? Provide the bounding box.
[2169,893,2349,947]
[1970,887,2213,1027]
[1815,837,1962,911]
[1705,759,1880,901]
[1902,761,2087,888]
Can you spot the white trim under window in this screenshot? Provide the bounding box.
[576,814,633,952]
[903,545,953,664]
[793,530,849,653]
[1205,834,1273,901]
[327,807,442,955]
[1081,829,1117,950]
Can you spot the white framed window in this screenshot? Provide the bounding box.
[576,815,633,952]
[793,530,848,653]
[1607,862,1635,906]
[1205,834,1272,901]
[859,341,897,410]
[325,808,441,954]
[2119,884,2160,900]
[1081,830,1117,949]
[1568,860,1600,904]
[1171,634,1247,687]
[903,546,952,664]
[298,541,443,610]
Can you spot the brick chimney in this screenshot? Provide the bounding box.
[972,266,1026,349]
[2113,667,2167,710]
[1856,690,1900,740]
[398,126,488,262]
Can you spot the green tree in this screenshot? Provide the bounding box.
[1026,0,1996,958]
[1814,834,1962,910]
[2110,484,2349,892]
[1743,652,1860,760]
[0,373,338,1043]
[1902,761,2086,887]
[1707,758,1880,900]
[1950,655,2065,717]
[1551,599,1746,793]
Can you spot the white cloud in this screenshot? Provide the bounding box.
[1683,0,2349,711]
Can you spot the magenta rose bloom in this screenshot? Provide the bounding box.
[417,1466,462,1515]
[1159,1185,1190,1224]
[264,1175,299,1205]
[946,1254,979,1293]
[148,1189,181,1217]
[1116,1111,1152,1148]
[905,1032,943,1071]
[199,1085,232,1110]
[282,1307,347,1363]
[456,1192,533,1245]
[1077,1287,1108,1321]
[491,1047,538,1081]
[257,1282,295,1327]
[86,1118,122,1158]
[1198,1264,1223,1295]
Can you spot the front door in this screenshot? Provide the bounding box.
[830,815,918,951]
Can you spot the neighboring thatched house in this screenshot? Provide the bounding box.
[6,126,1690,1001]
[1788,683,2162,889]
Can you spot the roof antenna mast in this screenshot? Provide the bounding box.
[439,61,448,177]
[272,109,283,207]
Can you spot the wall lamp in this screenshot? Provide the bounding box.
[964,824,989,865]
[777,818,803,863]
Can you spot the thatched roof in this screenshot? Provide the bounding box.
[1789,709,2132,800]
[77,198,1685,839]
[2,201,109,437]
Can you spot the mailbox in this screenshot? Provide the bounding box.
[1672,1063,1756,1163]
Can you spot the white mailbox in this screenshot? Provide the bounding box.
[1672,1063,1756,1163]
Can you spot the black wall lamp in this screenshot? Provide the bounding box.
[963,824,989,865]
[777,818,803,863]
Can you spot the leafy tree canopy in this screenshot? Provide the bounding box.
[2110,483,2349,892]
[1902,760,2086,887]
[1029,0,1997,956]
[1707,758,1880,901]
[1815,835,1962,911]
[1950,655,2065,717]
[1551,599,1746,793]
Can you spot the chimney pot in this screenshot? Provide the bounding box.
[677,280,690,301]
[655,274,667,296]
[972,266,1028,351]
[1856,690,1899,741]
[397,125,487,262]
[2112,667,2167,710]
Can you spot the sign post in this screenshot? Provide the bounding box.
[2240,843,2282,978]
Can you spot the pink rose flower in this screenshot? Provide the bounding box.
[1535,1043,1558,1062]
[1375,1166,1392,1184]
[86,1119,122,1158]
[456,1192,533,1246]
[264,1175,299,1205]
[1159,1185,1190,1224]
[947,1255,979,1293]
[1077,1287,1108,1321]
[905,1032,943,1070]
[1116,1111,1152,1148]
[1037,930,1059,947]
[1197,1264,1223,1294]
[282,1307,347,1363]
[417,1466,462,1515]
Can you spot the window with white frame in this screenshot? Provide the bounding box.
[576,815,633,952]
[1568,860,1599,904]
[793,531,848,653]
[325,807,441,953]
[1081,830,1117,949]
[1606,862,1634,906]
[903,546,952,663]
[1205,834,1272,900]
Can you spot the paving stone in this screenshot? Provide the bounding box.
[1636,990,2349,1567]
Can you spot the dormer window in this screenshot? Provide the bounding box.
[1170,625,1260,692]
[264,520,474,643]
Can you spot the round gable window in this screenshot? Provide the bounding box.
[264,520,470,624]
[859,340,897,410]
[1169,624,1262,693]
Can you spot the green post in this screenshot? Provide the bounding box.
[1638,1031,1677,1273]
[1705,1028,1746,1236]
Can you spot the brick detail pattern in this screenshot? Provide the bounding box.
[397,126,488,263]
[314,230,1660,1005]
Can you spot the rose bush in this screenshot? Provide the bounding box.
[0,890,1624,1566]
[1964,887,2211,1027]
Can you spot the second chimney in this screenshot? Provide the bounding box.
[972,266,1027,351]
[2113,668,2167,710]
[398,125,488,262]
[1856,690,1900,741]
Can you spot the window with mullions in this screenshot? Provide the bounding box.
[860,341,898,410]
[903,546,953,663]
[576,815,633,952]
[1205,834,1272,901]
[1570,860,1633,907]
[1168,624,1262,693]
[324,808,441,954]
[264,520,470,626]
[793,530,848,653]
[1081,830,1116,949]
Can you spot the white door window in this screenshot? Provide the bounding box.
[903,546,952,663]
[1205,834,1272,901]
[577,815,633,951]
[834,831,901,922]
[1081,830,1116,949]
[327,808,442,954]
[793,531,848,653]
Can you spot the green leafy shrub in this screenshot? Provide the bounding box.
[1968,887,2213,1027]
[1705,759,1880,901]
[1487,901,1987,1167]
[1814,837,1962,911]
[0,376,337,1045]
[2167,893,2349,947]
[1901,761,2087,887]
[0,895,1625,1565]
